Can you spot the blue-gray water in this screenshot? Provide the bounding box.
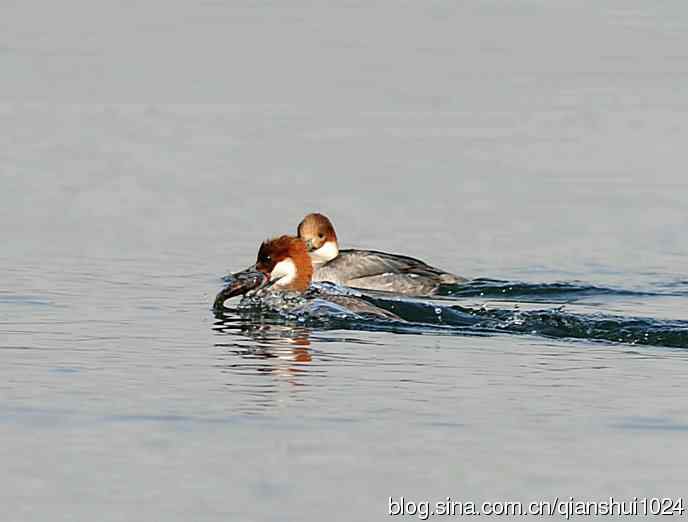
[2,1,688,520]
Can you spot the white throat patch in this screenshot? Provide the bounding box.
[310,241,339,267]
[270,259,297,287]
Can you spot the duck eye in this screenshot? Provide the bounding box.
[318,233,324,239]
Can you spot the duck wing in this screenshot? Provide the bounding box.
[322,249,462,282]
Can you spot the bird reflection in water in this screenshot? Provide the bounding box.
[213,310,317,391]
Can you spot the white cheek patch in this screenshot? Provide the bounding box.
[310,241,339,266]
[270,259,297,287]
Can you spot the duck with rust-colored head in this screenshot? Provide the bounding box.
[297,213,466,296]
[216,235,400,320]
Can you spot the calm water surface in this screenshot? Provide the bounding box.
[2,1,688,520]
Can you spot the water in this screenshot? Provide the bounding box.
[2,1,688,520]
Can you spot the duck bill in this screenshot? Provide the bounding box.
[214,265,268,309]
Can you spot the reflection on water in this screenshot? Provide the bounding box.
[212,313,317,413]
[215,319,313,377]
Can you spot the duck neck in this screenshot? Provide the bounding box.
[310,240,339,267]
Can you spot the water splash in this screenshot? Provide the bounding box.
[214,279,688,349]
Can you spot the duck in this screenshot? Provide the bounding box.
[215,235,401,320]
[296,213,466,296]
